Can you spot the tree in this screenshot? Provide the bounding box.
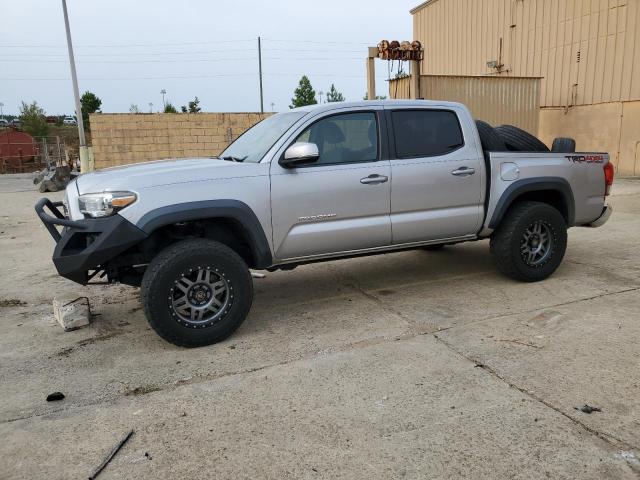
[164,103,178,113]
[80,91,101,130]
[19,101,48,137]
[129,104,140,114]
[290,76,317,108]
[326,83,345,102]
[181,97,201,113]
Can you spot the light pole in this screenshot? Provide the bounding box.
[149,102,154,113]
[258,37,264,113]
[318,91,324,104]
[160,89,166,109]
[61,0,89,172]
[0,102,4,119]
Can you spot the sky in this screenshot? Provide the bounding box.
[0,0,418,116]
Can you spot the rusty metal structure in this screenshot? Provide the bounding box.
[377,39,423,61]
[0,127,68,174]
[366,40,424,101]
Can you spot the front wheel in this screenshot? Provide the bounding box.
[490,201,567,282]
[141,239,253,347]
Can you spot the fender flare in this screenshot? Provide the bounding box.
[137,200,272,269]
[488,177,575,229]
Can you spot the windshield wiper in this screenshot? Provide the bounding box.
[221,155,247,162]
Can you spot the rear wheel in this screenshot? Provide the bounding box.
[490,201,567,282]
[141,239,253,347]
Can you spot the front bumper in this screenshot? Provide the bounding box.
[35,198,147,284]
[587,204,613,228]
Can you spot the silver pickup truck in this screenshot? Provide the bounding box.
[36,100,613,347]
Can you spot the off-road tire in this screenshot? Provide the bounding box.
[551,137,576,153]
[475,120,507,152]
[141,239,253,347]
[490,201,567,282]
[495,125,550,152]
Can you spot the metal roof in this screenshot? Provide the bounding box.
[409,0,439,15]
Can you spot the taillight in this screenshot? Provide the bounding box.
[603,162,614,196]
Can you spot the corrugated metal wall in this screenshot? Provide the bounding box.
[389,75,541,133]
[389,77,412,99]
[412,0,640,107]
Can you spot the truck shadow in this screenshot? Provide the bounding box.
[252,241,494,309]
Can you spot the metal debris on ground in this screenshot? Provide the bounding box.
[46,392,65,402]
[33,165,75,192]
[88,430,134,480]
[575,404,602,414]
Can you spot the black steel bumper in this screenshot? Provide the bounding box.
[35,198,147,284]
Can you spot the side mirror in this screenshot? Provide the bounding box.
[279,142,319,168]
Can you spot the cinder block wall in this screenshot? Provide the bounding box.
[89,112,271,169]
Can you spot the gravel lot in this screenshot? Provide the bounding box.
[1,173,639,479]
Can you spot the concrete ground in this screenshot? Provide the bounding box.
[1,174,639,479]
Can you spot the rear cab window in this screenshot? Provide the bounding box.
[391,109,464,159]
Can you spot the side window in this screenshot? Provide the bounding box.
[391,110,464,159]
[293,112,378,165]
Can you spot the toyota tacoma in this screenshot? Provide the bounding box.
[36,100,614,347]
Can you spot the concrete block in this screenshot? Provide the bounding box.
[53,298,90,332]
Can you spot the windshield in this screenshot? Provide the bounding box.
[220,112,306,163]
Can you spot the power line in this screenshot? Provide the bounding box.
[262,48,366,53]
[0,38,374,49]
[0,46,368,58]
[0,72,389,81]
[1,57,256,64]
[2,56,369,64]
[263,38,372,45]
[0,39,256,48]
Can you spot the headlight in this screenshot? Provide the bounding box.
[78,191,137,218]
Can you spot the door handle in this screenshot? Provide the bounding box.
[360,174,389,185]
[451,167,475,176]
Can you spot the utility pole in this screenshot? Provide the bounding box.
[0,102,4,119]
[258,36,264,113]
[149,102,154,113]
[318,91,324,104]
[61,0,89,172]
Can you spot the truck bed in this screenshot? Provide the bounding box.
[480,151,609,236]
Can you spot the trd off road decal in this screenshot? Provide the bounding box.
[565,154,605,164]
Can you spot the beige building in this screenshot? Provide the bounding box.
[409,0,640,175]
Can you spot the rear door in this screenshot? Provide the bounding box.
[387,107,484,244]
[270,107,392,260]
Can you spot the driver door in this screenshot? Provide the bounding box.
[270,108,391,260]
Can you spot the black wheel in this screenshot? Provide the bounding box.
[495,125,550,152]
[475,120,507,152]
[551,137,576,153]
[490,201,567,282]
[422,244,445,251]
[141,239,253,347]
